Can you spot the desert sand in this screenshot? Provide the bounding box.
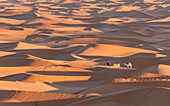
[0,0,170,106]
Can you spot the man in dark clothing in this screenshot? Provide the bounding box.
[107,61,111,67]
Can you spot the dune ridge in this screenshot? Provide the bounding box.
[0,0,170,106]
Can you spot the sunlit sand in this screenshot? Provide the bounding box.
[0,0,170,106]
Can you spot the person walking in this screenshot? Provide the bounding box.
[117,63,120,68]
[107,61,111,67]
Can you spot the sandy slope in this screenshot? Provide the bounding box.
[0,0,170,106]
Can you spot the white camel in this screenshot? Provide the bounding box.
[124,62,132,69]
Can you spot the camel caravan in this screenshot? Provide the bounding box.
[107,61,133,69]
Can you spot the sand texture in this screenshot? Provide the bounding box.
[0,0,170,106]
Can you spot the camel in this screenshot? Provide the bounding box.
[124,62,132,69]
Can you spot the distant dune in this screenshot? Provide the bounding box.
[0,0,170,106]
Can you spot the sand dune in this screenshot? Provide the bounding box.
[0,0,170,105]
[141,64,170,75]
[80,44,159,57]
[22,74,91,82]
[8,91,90,102]
[14,42,51,50]
[67,88,170,106]
[0,81,58,92]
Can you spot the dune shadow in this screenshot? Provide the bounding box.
[0,73,31,81]
[80,52,159,69]
[0,42,18,50]
[27,71,92,76]
[9,27,24,30]
[114,81,170,88]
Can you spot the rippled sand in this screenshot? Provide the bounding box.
[0,0,170,106]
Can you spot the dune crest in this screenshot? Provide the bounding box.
[0,0,170,105]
